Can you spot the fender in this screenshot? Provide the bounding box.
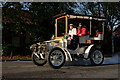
[50,46,72,61]
[84,44,94,59]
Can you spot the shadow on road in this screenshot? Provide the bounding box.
[64,53,120,67]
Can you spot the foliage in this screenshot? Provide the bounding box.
[2,44,13,55]
[76,2,120,29]
[2,44,31,56]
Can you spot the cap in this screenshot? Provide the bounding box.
[69,24,73,26]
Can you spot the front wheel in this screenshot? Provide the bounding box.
[32,52,47,66]
[89,48,104,65]
[48,48,65,69]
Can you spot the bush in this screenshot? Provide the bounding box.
[19,44,32,56]
[2,44,13,56]
[2,44,32,56]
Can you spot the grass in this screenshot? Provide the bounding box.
[2,55,31,61]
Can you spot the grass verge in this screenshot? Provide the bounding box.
[2,55,31,61]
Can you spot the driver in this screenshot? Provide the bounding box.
[68,24,77,39]
[67,24,77,48]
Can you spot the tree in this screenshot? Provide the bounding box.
[79,2,120,29]
[2,2,35,55]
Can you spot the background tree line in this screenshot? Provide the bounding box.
[2,2,120,56]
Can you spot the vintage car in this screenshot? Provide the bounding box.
[30,13,107,69]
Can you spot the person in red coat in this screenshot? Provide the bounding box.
[77,23,87,37]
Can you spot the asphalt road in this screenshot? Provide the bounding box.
[2,58,119,79]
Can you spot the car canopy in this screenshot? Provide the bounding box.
[54,13,107,21]
[54,13,107,37]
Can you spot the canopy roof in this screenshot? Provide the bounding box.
[54,13,107,21]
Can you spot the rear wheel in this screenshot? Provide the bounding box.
[89,48,104,65]
[48,48,65,69]
[32,52,47,66]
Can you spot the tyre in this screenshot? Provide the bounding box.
[48,48,65,69]
[89,48,104,65]
[32,52,47,66]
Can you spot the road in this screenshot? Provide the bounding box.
[2,59,119,79]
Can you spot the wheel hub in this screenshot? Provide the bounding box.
[93,50,103,64]
[50,50,64,66]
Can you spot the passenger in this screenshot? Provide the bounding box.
[77,23,87,37]
[91,26,99,37]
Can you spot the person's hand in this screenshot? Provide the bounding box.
[80,34,82,36]
[64,35,68,39]
[78,34,82,36]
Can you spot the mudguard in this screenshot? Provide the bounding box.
[84,44,94,59]
[50,46,73,61]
